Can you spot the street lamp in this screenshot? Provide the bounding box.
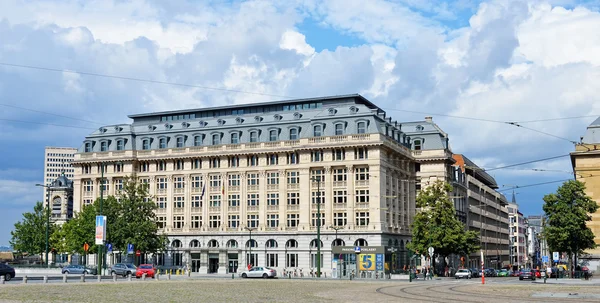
[98,162,106,275]
[245,227,256,267]
[35,183,51,269]
[329,226,343,244]
[310,176,323,278]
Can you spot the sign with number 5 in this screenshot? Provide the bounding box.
[359,254,375,271]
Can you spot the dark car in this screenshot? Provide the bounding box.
[0,263,16,281]
[519,269,536,280]
[469,268,480,278]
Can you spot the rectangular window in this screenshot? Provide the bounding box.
[287,171,299,184]
[156,216,166,229]
[269,130,278,142]
[176,137,184,148]
[311,191,325,204]
[289,128,298,140]
[247,173,259,187]
[286,253,298,267]
[287,152,298,164]
[228,156,239,168]
[287,192,299,205]
[194,136,202,146]
[355,190,370,203]
[247,214,259,228]
[267,154,278,165]
[209,175,221,188]
[333,190,347,204]
[355,148,368,159]
[356,212,370,226]
[313,125,322,137]
[114,179,123,192]
[83,180,94,192]
[84,142,92,152]
[231,133,239,144]
[173,215,184,229]
[267,193,279,206]
[266,253,278,267]
[175,160,184,170]
[173,196,185,209]
[210,157,220,168]
[248,155,259,166]
[209,195,222,207]
[311,212,325,227]
[156,177,167,190]
[250,131,258,142]
[117,140,124,151]
[157,161,166,171]
[159,138,167,149]
[140,162,149,172]
[228,174,240,187]
[287,213,299,227]
[357,122,366,134]
[333,168,347,182]
[311,254,324,269]
[209,215,221,228]
[174,176,185,189]
[228,215,239,228]
[228,194,240,207]
[267,172,279,185]
[191,215,202,229]
[311,169,325,183]
[156,197,167,209]
[212,134,221,145]
[191,195,202,208]
[247,193,260,206]
[100,141,108,152]
[335,123,344,135]
[311,150,323,162]
[191,175,203,189]
[333,212,347,226]
[332,148,345,161]
[267,214,279,228]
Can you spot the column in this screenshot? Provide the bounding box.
[221,173,227,232]
[369,165,383,230]
[258,170,266,229]
[166,176,173,231]
[73,179,82,213]
[324,166,332,228]
[346,165,355,230]
[202,173,209,232]
[299,168,311,230]
[279,169,287,230]
[184,173,191,232]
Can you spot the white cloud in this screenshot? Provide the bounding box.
[279,30,315,56]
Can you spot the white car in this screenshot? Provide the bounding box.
[239,267,277,278]
[454,269,472,279]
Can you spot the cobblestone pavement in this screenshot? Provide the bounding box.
[2,277,600,303]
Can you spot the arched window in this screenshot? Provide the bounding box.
[116,139,125,151]
[354,238,368,247]
[190,240,200,248]
[395,239,400,247]
[212,134,221,145]
[249,131,259,142]
[310,239,324,249]
[100,141,108,152]
[171,239,182,248]
[84,142,93,152]
[194,135,202,146]
[334,123,344,136]
[332,239,345,247]
[266,239,278,248]
[176,136,185,148]
[313,125,323,137]
[227,240,238,248]
[289,128,298,140]
[246,239,258,248]
[231,132,240,144]
[357,122,366,134]
[208,239,219,248]
[269,130,278,142]
[414,139,422,151]
[286,239,298,248]
[142,139,150,150]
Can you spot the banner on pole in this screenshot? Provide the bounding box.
[95,216,107,245]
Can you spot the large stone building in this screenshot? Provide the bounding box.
[43,147,76,202]
[452,154,510,269]
[507,196,527,269]
[571,117,600,270]
[72,94,417,275]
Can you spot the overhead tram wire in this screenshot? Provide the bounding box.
[497,173,600,193]
[0,102,106,126]
[0,118,96,130]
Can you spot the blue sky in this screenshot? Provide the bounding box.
[1,0,600,246]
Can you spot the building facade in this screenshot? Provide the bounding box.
[72,95,417,275]
[526,215,545,268]
[44,147,77,203]
[571,117,600,271]
[453,154,510,269]
[507,198,527,269]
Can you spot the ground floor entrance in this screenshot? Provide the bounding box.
[191,253,201,272]
[208,254,219,273]
[228,254,238,273]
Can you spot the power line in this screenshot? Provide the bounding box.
[0,103,106,125]
[482,154,571,172]
[515,115,599,123]
[382,108,506,124]
[0,118,96,130]
[505,122,578,144]
[0,62,291,99]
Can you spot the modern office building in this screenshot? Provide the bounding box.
[72,94,417,275]
[452,154,510,269]
[571,117,600,270]
[43,147,77,203]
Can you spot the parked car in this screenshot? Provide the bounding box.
[454,269,472,279]
[61,265,97,275]
[469,268,480,278]
[519,269,536,281]
[484,268,497,277]
[0,264,16,281]
[497,269,510,277]
[136,264,156,279]
[110,263,137,277]
[239,266,277,278]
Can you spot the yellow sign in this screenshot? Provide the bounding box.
[359,254,375,271]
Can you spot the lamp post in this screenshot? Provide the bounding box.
[310,176,322,278]
[35,184,51,268]
[98,162,105,276]
[245,227,256,267]
[329,226,343,244]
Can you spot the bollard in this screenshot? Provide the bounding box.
[1,275,5,284]
[80,274,85,283]
[142,273,146,281]
[288,272,291,279]
[156,273,160,280]
[232,273,234,279]
[324,272,327,278]
[127,274,132,282]
[168,272,171,280]
[112,275,117,282]
[63,274,67,283]
[23,276,27,284]
[43,275,48,284]
[188,270,191,277]
[97,275,101,283]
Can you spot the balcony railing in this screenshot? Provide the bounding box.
[247,205,258,212]
[191,207,202,213]
[267,205,279,211]
[333,203,347,209]
[228,206,240,212]
[287,204,299,211]
[209,206,221,213]
[287,183,299,190]
[267,184,279,191]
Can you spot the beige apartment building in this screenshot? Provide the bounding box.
[72,95,417,275]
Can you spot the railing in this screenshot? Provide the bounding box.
[267,184,279,191]
[287,183,299,190]
[157,189,167,195]
[333,203,347,209]
[355,180,369,187]
[209,206,221,213]
[308,137,326,144]
[247,205,258,212]
[191,187,202,193]
[228,206,240,212]
[173,208,184,214]
[265,142,279,148]
[267,205,279,211]
[287,204,299,211]
[226,144,240,150]
[229,186,240,192]
[172,148,186,154]
[284,140,299,147]
[247,185,259,191]
[330,135,348,142]
[245,143,260,149]
[265,227,278,231]
[190,207,202,213]
[355,202,369,209]
[174,188,184,194]
[209,186,220,192]
[332,181,347,187]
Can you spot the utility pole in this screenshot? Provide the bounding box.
[36,184,51,268]
[245,227,256,267]
[99,163,105,276]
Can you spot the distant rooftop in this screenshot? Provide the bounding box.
[453,154,499,189]
[582,116,600,143]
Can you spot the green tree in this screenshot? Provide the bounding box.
[50,224,67,254]
[407,180,479,270]
[542,180,598,272]
[10,201,56,259]
[62,203,98,255]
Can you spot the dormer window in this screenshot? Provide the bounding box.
[176,136,185,148]
[416,125,424,132]
[84,142,93,153]
[159,138,168,149]
[99,127,107,133]
[269,129,279,142]
[273,114,282,121]
[335,123,344,136]
[414,139,422,151]
[349,106,358,114]
[293,112,302,120]
[254,116,262,123]
[328,108,337,116]
[289,128,299,140]
[357,122,367,134]
[116,139,125,151]
[142,139,150,150]
[114,126,123,132]
[217,119,225,126]
[148,125,156,131]
[199,121,207,128]
[182,122,190,128]
[313,125,323,137]
[100,141,108,152]
[236,117,244,124]
[164,123,172,130]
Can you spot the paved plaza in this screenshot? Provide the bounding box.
[2,276,600,302]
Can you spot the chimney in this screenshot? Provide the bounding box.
[425,116,433,123]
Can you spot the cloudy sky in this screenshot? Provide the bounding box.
[1,0,600,245]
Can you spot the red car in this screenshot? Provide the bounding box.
[136,264,156,278]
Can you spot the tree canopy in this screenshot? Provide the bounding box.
[543,180,598,260]
[407,180,479,259]
[10,201,56,256]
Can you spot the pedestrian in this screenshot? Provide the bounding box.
[445,266,449,277]
[247,263,252,271]
[546,266,552,279]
